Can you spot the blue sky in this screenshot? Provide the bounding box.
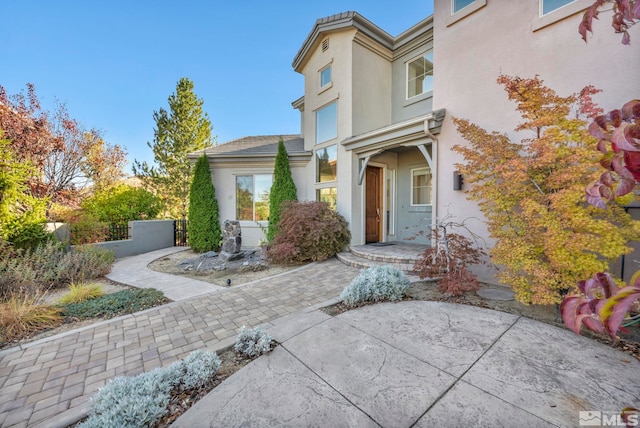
[3,1,434,171]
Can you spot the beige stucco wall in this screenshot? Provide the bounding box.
[433,0,640,281]
[298,29,358,238]
[209,159,309,247]
[351,41,392,135]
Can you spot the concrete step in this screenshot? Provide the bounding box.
[336,250,422,280]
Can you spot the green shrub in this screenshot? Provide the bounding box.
[267,139,297,242]
[82,184,162,225]
[0,242,114,298]
[79,350,221,428]
[61,288,166,318]
[58,283,104,305]
[234,326,274,358]
[187,155,221,253]
[266,201,350,264]
[68,212,109,245]
[340,265,410,307]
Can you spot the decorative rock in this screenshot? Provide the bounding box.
[202,251,218,258]
[221,220,242,253]
[219,251,244,262]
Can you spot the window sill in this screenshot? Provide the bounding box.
[533,0,591,31]
[318,82,333,95]
[446,0,487,27]
[404,90,433,107]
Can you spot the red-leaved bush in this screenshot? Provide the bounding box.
[267,201,351,264]
[413,227,486,296]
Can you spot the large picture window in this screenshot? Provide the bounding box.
[316,145,337,183]
[541,0,575,15]
[316,101,337,144]
[411,167,431,206]
[407,51,434,99]
[317,187,337,210]
[236,174,272,221]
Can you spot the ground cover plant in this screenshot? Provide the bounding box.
[340,265,410,307]
[234,326,274,358]
[61,288,167,319]
[267,200,350,264]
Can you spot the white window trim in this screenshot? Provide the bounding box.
[446,0,486,26]
[410,167,432,207]
[235,173,273,222]
[533,0,591,31]
[319,63,332,88]
[406,51,434,101]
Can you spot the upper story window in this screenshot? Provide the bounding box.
[541,0,575,15]
[407,51,434,99]
[236,174,272,221]
[316,101,337,144]
[320,65,332,87]
[453,0,476,13]
[411,167,432,206]
[316,145,337,183]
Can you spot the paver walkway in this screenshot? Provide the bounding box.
[0,249,360,428]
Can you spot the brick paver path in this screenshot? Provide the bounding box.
[0,259,359,428]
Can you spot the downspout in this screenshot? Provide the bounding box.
[423,120,438,228]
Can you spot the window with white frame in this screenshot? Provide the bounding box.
[453,0,476,13]
[236,174,272,221]
[317,187,337,210]
[541,0,575,15]
[316,145,337,182]
[320,65,332,87]
[316,101,337,144]
[411,167,432,206]
[407,51,434,99]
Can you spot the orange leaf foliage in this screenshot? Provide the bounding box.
[453,75,640,305]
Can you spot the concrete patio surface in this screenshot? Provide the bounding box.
[1,246,638,427]
[176,301,640,428]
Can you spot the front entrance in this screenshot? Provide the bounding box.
[365,166,383,243]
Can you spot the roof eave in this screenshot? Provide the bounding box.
[292,12,394,72]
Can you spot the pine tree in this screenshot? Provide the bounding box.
[267,139,298,241]
[133,77,214,218]
[187,155,221,252]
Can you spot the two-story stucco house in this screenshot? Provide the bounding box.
[191,0,638,280]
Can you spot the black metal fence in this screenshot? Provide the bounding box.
[106,224,129,241]
[174,219,188,247]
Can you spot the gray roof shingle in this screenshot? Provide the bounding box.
[192,134,309,158]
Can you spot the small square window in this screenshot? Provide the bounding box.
[453,0,476,13]
[541,0,575,15]
[411,167,431,206]
[320,66,331,87]
[407,51,434,99]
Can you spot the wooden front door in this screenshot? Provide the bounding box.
[365,166,382,243]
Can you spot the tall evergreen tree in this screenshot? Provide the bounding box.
[133,77,214,218]
[187,155,221,252]
[267,139,297,241]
